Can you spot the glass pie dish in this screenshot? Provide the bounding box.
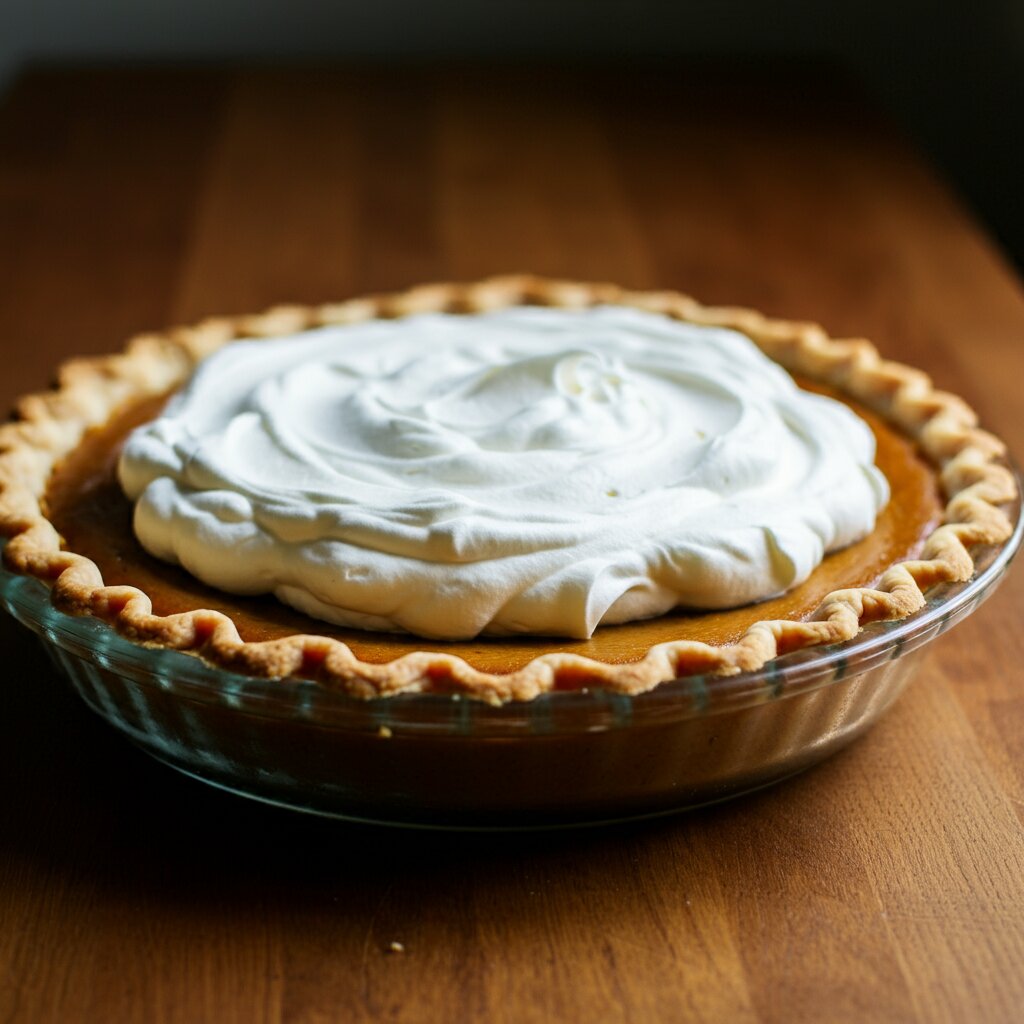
[2,477,1019,829]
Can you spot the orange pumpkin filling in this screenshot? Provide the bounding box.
[44,379,942,675]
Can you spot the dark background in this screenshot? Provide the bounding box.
[1,0,1022,269]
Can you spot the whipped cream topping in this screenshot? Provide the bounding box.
[118,306,889,640]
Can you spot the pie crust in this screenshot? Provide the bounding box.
[0,277,1016,702]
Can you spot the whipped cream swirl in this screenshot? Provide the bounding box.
[118,306,889,639]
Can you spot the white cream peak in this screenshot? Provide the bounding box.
[118,306,889,639]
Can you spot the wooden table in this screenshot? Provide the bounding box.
[2,64,1023,1024]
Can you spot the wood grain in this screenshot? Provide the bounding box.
[1,63,1023,1024]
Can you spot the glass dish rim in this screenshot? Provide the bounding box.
[2,468,1021,733]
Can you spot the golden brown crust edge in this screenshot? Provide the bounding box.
[0,276,1017,703]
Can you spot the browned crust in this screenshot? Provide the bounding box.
[0,276,1017,703]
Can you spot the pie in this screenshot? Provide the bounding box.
[0,276,1016,703]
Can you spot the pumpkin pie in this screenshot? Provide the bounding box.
[0,277,1016,703]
